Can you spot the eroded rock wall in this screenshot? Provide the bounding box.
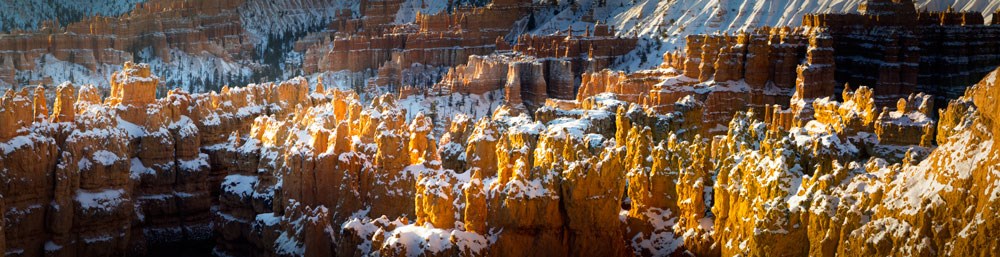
[2,58,1000,257]
[803,1,1000,105]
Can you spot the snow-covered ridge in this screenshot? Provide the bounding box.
[238,0,358,49]
[0,0,145,32]
[394,0,449,24]
[527,0,1000,71]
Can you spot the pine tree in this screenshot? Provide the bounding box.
[429,103,439,124]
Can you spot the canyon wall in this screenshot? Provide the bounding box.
[5,61,997,256]
[575,27,827,133]
[1,0,1000,256]
[802,0,1000,105]
[0,0,252,87]
[300,0,638,97]
[0,0,354,91]
[301,0,531,75]
[573,0,1000,135]
[0,62,215,256]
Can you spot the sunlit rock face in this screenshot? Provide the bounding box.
[0,62,208,256]
[2,51,1000,257]
[3,0,1000,256]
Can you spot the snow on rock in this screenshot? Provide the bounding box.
[629,208,683,256]
[177,153,210,172]
[341,215,490,257]
[0,0,144,32]
[12,54,119,91]
[883,118,994,216]
[222,174,259,199]
[90,150,121,166]
[526,0,1000,71]
[394,0,449,24]
[0,133,52,155]
[381,223,489,256]
[397,90,504,136]
[145,48,254,93]
[75,189,127,213]
[239,0,358,49]
[129,157,155,180]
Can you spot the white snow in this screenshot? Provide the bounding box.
[256,213,282,227]
[130,158,154,179]
[274,231,305,256]
[117,118,146,138]
[394,0,449,24]
[498,161,557,199]
[342,214,490,256]
[397,90,504,136]
[222,174,259,199]
[545,117,592,141]
[90,150,121,166]
[0,0,143,32]
[526,0,1000,71]
[75,189,126,213]
[43,241,63,252]
[382,224,489,256]
[239,0,358,50]
[0,134,49,155]
[82,234,115,244]
[177,154,210,171]
[12,54,118,91]
[146,48,254,93]
[885,126,995,215]
[630,208,683,256]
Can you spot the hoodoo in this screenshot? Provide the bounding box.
[1,0,1000,256]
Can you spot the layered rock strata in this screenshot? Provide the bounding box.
[577,28,829,133]
[3,60,1000,257]
[427,53,574,112]
[301,0,638,97]
[0,0,253,87]
[0,0,355,90]
[301,0,533,75]
[803,0,1000,105]
[0,62,214,256]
